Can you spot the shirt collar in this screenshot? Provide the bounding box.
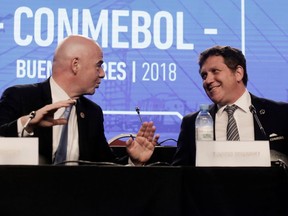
[217,89,251,116]
[50,77,70,103]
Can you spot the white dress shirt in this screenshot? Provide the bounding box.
[215,89,255,141]
[17,77,80,161]
[50,77,79,161]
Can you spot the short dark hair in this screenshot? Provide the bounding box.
[198,46,248,86]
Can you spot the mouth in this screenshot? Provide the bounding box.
[207,84,220,93]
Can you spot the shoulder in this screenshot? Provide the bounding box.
[4,83,37,93]
[251,93,288,108]
[3,81,48,96]
[77,96,102,111]
[250,93,288,114]
[182,111,199,125]
[183,111,198,119]
[2,83,48,105]
[182,103,216,121]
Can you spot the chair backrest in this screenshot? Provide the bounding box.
[108,134,177,164]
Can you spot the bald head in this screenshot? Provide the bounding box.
[51,35,105,98]
[52,35,101,72]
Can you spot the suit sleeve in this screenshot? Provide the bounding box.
[172,113,197,166]
[0,87,23,137]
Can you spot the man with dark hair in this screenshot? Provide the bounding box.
[172,45,288,166]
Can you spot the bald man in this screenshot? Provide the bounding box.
[0,35,159,165]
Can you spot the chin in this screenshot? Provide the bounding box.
[85,90,95,95]
[209,95,221,104]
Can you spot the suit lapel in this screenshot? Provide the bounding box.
[40,79,53,106]
[75,98,89,158]
[250,94,268,140]
[209,104,218,140]
[37,79,53,163]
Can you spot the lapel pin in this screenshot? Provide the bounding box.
[259,109,265,115]
[80,112,85,118]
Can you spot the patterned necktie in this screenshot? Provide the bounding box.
[54,105,72,164]
[224,105,240,141]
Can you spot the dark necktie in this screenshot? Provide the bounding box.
[224,105,240,141]
[54,105,72,164]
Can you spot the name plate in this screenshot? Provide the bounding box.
[196,141,270,167]
[0,138,38,165]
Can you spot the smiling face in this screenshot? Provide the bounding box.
[200,55,246,106]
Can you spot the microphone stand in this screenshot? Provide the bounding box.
[249,105,267,138]
[135,106,143,123]
[21,111,36,137]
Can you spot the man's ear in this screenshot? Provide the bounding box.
[235,65,244,82]
[71,57,79,74]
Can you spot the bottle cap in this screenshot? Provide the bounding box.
[200,104,209,111]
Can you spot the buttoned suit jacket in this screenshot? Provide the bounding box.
[172,93,288,166]
[0,79,119,164]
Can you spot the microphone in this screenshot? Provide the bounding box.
[135,106,164,146]
[135,106,143,123]
[270,150,288,168]
[21,111,36,137]
[249,105,267,139]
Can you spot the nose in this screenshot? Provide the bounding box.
[203,73,215,91]
[99,67,105,78]
[204,72,214,85]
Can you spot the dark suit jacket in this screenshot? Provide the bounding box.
[0,79,122,164]
[172,93,288,166]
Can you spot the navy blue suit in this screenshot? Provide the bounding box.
[172,93,288,166]
[0,79,120,164]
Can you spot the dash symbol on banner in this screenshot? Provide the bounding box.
[204,28,218,35]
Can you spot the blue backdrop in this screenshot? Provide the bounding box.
[1,0,287,145]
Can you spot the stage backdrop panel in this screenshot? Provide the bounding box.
[0,0,287,145]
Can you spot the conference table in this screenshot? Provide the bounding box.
[0,165,287,216]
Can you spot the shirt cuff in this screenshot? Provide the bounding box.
[17,118,34,137]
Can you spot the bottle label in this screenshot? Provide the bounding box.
[196,127,213,141]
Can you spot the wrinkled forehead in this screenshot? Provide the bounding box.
[200,55,225,72]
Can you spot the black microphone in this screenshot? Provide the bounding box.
[249,105,267,139]
[21,111,36,137]
[270,150,288,168]
[135,106,163,146]
[135,106,143,123]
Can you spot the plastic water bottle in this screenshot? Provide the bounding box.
[195,104,213,141]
